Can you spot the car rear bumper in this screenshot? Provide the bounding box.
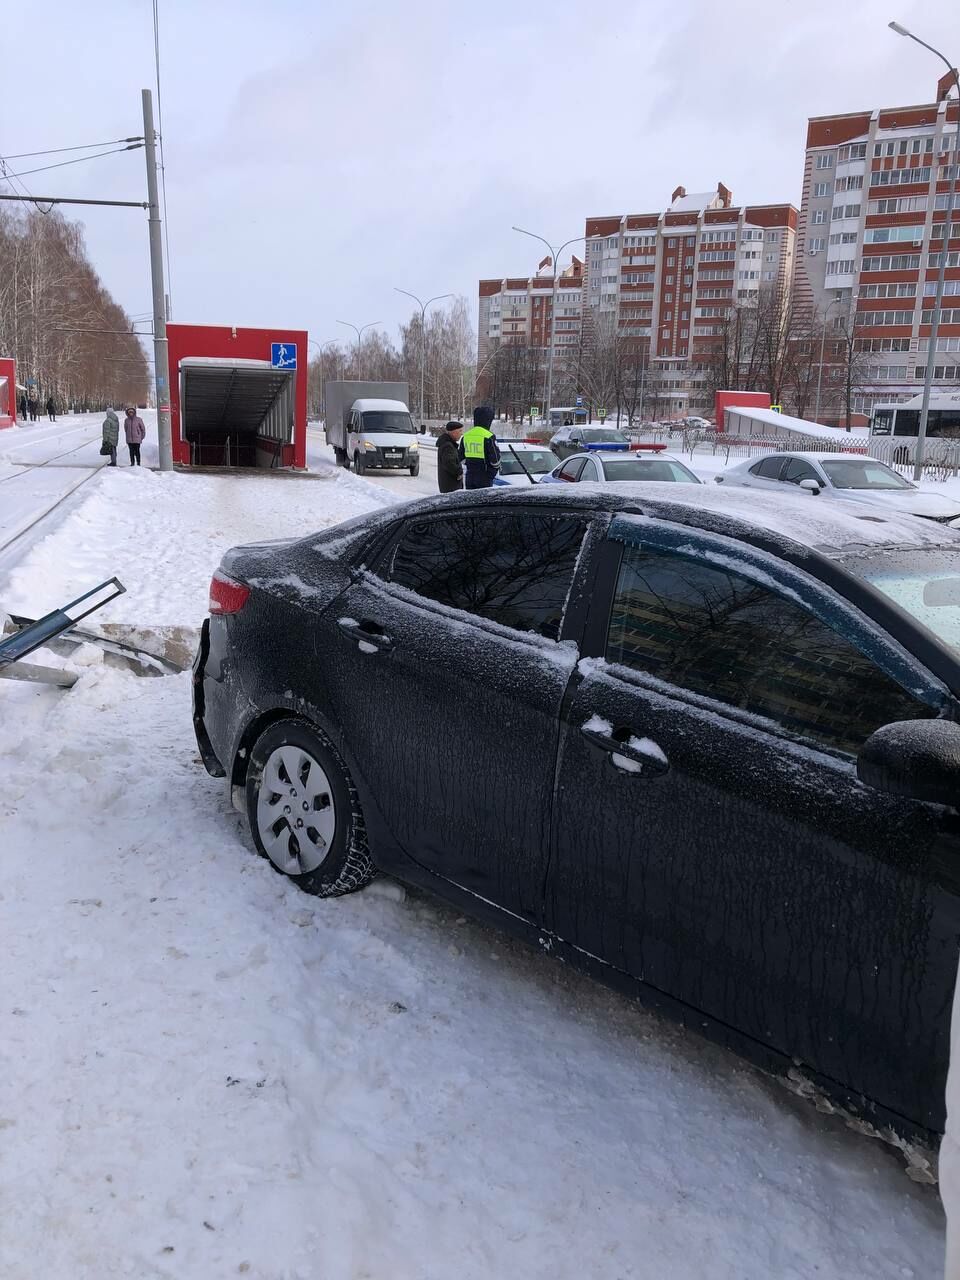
[192,618,226,777]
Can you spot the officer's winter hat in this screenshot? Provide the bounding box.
[473,405,494,428]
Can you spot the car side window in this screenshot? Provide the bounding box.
[386,513,587,640]
[749,457,786,480]
[558,458,587,482]
[782,458,821,485]
[604,545,933,755]
[580,458,601,482]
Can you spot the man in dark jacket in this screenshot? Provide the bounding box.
[46,395,56,421]
[437,421,465,493]
[460,406,501,490]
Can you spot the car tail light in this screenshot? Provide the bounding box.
[208,571,250,615]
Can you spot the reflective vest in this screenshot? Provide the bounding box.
[462,425,493,460]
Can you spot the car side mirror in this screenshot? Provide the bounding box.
[858,718,960,808]
[799,478,821,494]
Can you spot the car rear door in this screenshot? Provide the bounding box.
[545,514,960,1132]
[318,505,595,923]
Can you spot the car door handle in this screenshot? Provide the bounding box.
[337,618,394,653]
[580,722,669,777]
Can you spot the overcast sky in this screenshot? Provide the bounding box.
[3,0,959,352]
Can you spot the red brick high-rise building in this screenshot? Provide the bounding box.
[796,72,960,420]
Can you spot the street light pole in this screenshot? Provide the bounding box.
[336,321,381,380]
[394,288,453,424]
[512,227,585,420]
[889,21,959,479]
[814,293,843,423]
[142,89,172,470]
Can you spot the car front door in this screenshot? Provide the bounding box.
[545,514,960,1132]
[318,506,593,923]
[741,455,788,489]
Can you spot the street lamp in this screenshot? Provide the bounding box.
[336,320,381,380]
[394,288,453,424]
[889,20,959,479]
[512,226,585,419]
[814,293,844,423]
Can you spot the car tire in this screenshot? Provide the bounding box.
[335,447,348,467]
[354,451,365,475]
[245,718,375,897]
[409,463,420,477]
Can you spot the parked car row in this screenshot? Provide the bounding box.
[195,476,960,1146]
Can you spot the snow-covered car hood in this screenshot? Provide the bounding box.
[834,488,960,521]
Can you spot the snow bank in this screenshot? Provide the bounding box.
[0,663,945,1278]
[1,465,399,626]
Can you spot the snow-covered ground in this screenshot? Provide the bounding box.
[0,432,948,1278]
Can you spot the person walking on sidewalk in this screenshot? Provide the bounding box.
[45,395,57,422]
[123,406,146,466]
[437,420,465,493]
[101,407,120,467]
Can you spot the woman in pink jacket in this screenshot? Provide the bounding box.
[123,406,146,466]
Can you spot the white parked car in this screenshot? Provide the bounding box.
[715,451,960,528]
[539,451,702,485]
[492,441,561,486]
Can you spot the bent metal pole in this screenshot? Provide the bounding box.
[142,89,172,471]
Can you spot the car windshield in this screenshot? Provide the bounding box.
[498,448,558,476]
[584,429,628,443]
[845,547,960,655]
[821,459,913,491]
[601,457,699,483]
[362,411,413,434]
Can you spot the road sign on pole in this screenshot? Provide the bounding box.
[770,403,783,413]
[575,395,583,407]
[271,342,297,370]
[598,407,607,420]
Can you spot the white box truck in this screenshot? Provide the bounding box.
[324,381,421,476]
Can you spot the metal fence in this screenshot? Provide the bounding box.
[870,437,960,481]
[678,430,867,463]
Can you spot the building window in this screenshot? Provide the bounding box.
[815,153,834,169]
[809,237,825,251]
[864,224,924,244]
[814,181,831,197]
[813,210,826,225]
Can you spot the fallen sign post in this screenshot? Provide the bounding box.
[0,578,126,688]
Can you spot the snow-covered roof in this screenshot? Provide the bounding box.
[723,405,869,443]
[353,398,410,413]
[669,191,716,213]
[441,482,958,555]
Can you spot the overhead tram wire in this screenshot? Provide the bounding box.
[2,143,144,183]
[2,137,142,161]
[0,154,51,215]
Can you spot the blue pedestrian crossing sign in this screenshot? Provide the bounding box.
[270,342,297,370]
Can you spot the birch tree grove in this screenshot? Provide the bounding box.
[0,205,149,409]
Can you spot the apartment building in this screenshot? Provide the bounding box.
[582,184,797,413]
[477,257,584,373]
[795,72,960,419]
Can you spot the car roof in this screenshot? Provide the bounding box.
[353,398,409,412]
[562,451,687,464]
[743,451,886,463]
[379,481,958,560]
[497,440,555,450]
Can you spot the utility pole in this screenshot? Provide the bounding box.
[142,88,172,471]
[888,22,959,478]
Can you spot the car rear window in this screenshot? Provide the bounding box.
[602,458,698,482]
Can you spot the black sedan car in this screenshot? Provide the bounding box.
[194,484,960,1142]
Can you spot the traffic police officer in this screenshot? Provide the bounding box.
[460,406,501,489]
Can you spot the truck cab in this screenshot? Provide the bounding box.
[348,399,419,476]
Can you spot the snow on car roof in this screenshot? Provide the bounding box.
[419,481,959,556]
[600,482,960,554]
[737,451,890,463]
[497,440,554,449]
[353,398,410,412]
